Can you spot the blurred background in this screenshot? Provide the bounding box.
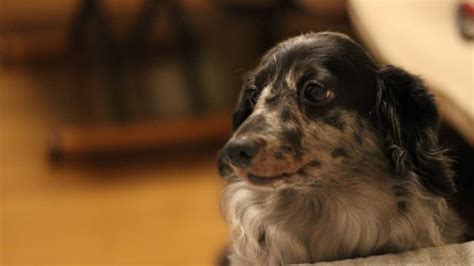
[0,0,472,265]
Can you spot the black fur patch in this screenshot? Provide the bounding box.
[274,189,297,212]
[392,184,409,198]
[280,128,304,160]
[321,113,346,130]
[296,160,322,176]
[331,147,348,158]
[306,160,321,167]
[280,145,293,154]
[353,132,363,145]
[274,151,285,160]
[258,231,266,245]
[397,201,409,212]
[353,117,365,145]
[296,167,306,176]
[281,172,291,178]
[217,150,232,177]
[280,108,296,123]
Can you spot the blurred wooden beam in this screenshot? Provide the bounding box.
[50,113,232,158]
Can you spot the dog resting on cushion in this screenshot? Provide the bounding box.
[217,32,465,265]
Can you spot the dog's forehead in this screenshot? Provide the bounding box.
[254,33,364,88]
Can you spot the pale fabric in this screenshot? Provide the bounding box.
[295,241,474,265]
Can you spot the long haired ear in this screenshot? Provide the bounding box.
[375,65,456,196]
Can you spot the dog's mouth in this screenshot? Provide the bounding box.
[247,172,289,186]
[244,160,321,187]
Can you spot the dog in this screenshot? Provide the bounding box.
[217,32,465,265]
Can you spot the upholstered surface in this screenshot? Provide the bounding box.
[296,241,474,265]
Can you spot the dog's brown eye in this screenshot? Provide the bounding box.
[305,81,329,103]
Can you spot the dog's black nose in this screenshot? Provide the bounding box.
[224,138,261,168]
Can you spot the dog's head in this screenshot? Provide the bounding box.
[219,32,455,196]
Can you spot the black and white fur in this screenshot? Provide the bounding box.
[218,32,465,265]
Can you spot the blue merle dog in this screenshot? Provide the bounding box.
[218,32,465,265]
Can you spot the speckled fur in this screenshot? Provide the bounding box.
[219,32,465,265]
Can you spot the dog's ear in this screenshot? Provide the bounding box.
[375,65,455,196]
[232,87,255,131]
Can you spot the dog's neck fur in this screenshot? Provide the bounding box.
[222,166,464,265]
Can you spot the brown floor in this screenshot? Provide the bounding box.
[0,67,228,265]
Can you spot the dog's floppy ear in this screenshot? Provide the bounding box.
[375,65,455,195]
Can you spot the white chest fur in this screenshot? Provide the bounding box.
[222,180,461,265]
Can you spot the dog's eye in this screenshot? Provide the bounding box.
[247,85,259,106]
[304,81,330,103]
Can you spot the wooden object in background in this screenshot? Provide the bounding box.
[51,113,232,158]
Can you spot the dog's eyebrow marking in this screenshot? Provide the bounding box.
[281,128,304,160]
[321,112,346,130]
[331,147,348,158]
